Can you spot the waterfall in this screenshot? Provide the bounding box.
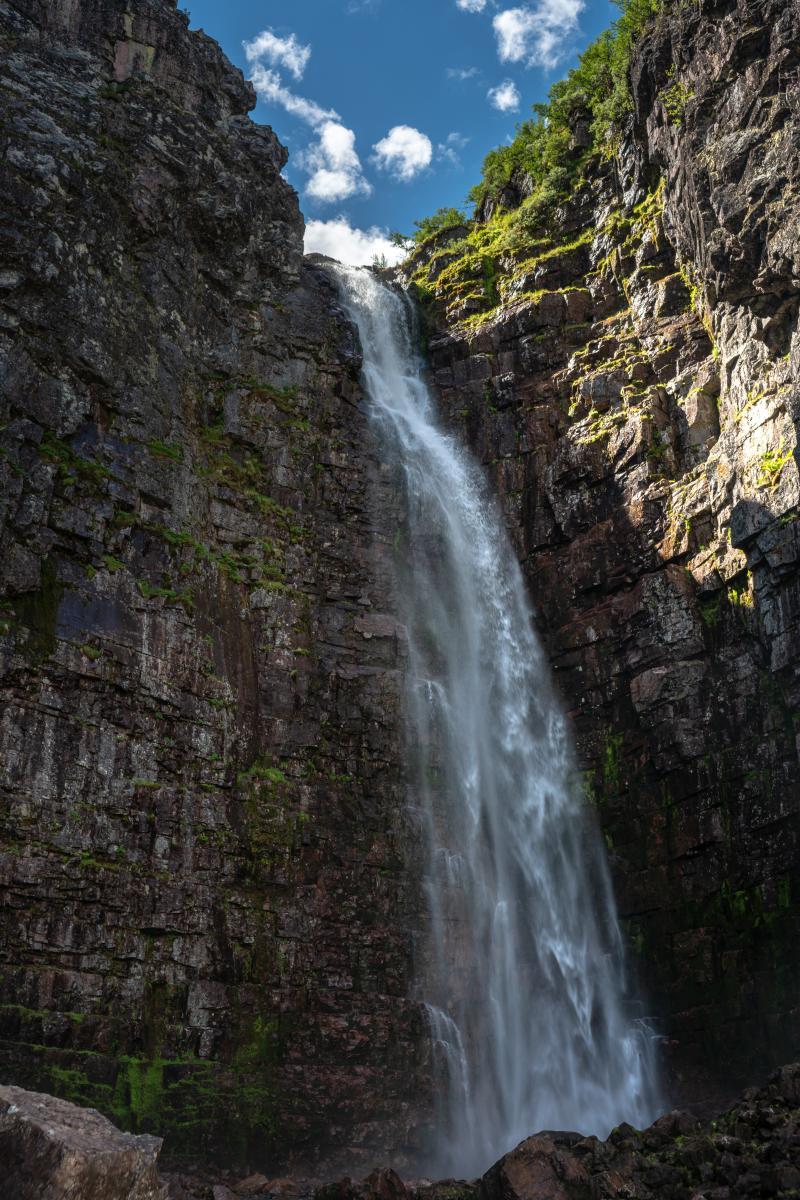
[330,264,662,1179]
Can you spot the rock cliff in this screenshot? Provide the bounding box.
[1,0,799,1179]
[0,0,425,1173]
[409,0,800,1110]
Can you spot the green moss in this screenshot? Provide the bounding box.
[112,510,138,529]
[603,731,625,792]
[727,573,755,609]
[11,556,64,664]
[51,1065,109,1107]
[121,1058,165,1126]
[699,595,722,628]
[756,441,793,490]
[148,439,184,463]
[40,433,111,490]
[239,378,298,402]
[0,1003,86,1026]
[237,758,289,788]
[135,580,193,611]
[660,67,695,126]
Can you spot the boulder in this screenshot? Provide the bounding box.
[0,1085,165,1200]
[479,1132,589,1200]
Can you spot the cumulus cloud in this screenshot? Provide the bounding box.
[488,79,521,111]
[304,217,406,266]
[493,0,584,70]
[456,0,488,10]
[244,30,311,80]
[372,125,433,182]
[298,120,372,202]
[446,66,480,81]
[246,36,370,204]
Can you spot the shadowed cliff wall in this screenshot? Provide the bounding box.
[0,0,426,1172]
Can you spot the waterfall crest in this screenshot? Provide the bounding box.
[330,264,662,1179]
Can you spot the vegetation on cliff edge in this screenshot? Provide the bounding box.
[407,0,665,253]
[400,0,668,330]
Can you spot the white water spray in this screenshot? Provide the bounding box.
[330,265,662,1179]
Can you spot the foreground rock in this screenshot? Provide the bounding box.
[0,1084,165,1199]
[12,1067,795,1200]
[317,1065,800,1200]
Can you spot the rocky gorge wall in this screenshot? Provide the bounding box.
[410,0,800,1110]
[0,0,426,1173]
[2,0,800,1180]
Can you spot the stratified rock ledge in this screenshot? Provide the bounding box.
[0,1084,165,1200]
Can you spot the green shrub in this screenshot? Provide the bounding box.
[469,0,666,213]
[412,207,469,245]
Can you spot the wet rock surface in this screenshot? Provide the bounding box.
[316,1066,800,1200]
[0,1084,165,1199]
[416,0,800,1109]
[474,1066,800,1198]
[0,0,424,1174]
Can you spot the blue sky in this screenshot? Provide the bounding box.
[187,0,619,262]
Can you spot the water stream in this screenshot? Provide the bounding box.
[330,264,662,1179]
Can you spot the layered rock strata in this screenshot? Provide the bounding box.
[0,0,424,1172]
[409,0,800,1106]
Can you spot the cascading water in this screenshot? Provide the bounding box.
[330,264,662,1179]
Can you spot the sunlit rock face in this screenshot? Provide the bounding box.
[418,0,800,1111]
[0,0,426,1173]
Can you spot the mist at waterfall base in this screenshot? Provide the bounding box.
[330,265,663,1179]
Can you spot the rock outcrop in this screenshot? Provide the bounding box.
[318,1065,800,1200]
[0,1084,165,1200]
[0,0,424,1173]
[410,0,800,1107]
[475,1063,800,1200]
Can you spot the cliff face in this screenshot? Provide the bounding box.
[2,0,799,1177]
[415,0,800,1107]
[0,0,425,1172]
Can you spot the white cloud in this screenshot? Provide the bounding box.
[246,44,370,204]
[437,131,470,166]
[248,65,338,127]
[305,217,406,266]
[493,0,584,70]
[488,79,521,111]
[456,0,488,10]
[372,125,433,182]
[243,30,311,80]
[446,66,480,81]
[299,121,372,202]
